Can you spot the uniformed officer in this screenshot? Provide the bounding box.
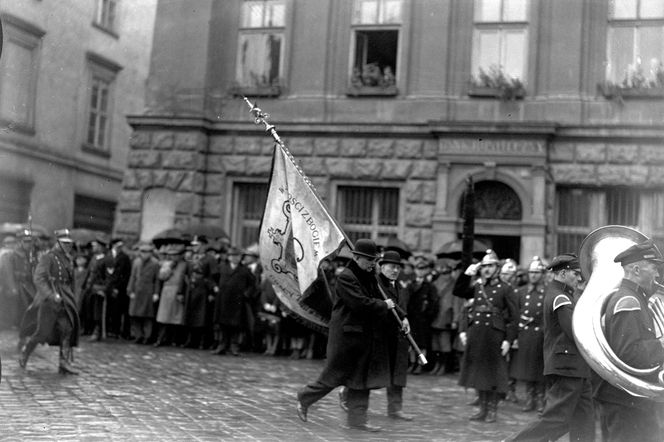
[509,256,547,413]
[454,249,518,423]
[594,240,664,442]
[504,253,595,442]
[19,229,80,374]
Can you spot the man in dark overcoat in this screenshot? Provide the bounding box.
[297,239,396,432]
[405,258,437,374]
[127,242,160,344]
[505,253,595,442]
[107,238,132,339]
[594,241,664,442]
[509,256,548,413]
[84,238,110,340]
[453,249,518,423]
[212,247,256,356]
[10,230,37,351]
[19,229,80,374]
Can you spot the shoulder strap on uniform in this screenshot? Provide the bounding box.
[613,295,641,314]
[553,294,572,311]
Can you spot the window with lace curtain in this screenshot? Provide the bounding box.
[232,182,268,248]
[336,186,399,244]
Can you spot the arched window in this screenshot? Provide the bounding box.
[459,180,522,220]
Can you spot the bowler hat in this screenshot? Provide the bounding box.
[614,240,664,266]
[379,250,403,266]
[351,239,378,259]
[547,253,580,272]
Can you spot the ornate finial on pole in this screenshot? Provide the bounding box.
[242,96,284,148]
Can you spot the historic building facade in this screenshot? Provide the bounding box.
[116,0,664,264]
[0,0,156,233]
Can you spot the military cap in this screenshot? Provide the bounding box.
[17,229,33,240]
[614,240,664,266]
[351,239,379,259]
[54,229,74,243]
[547,253,580,272]
[379,250,403,266]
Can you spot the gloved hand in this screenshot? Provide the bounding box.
[459,331,467,347]
[501,340,510,356]
[511,339,519,349]
[385,299,395,310]
[465,263,480,276]
[401,318,411,334]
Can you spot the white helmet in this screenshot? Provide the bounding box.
[528,256,546,272]
[480,249,499,266]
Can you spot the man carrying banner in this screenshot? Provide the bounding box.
[296,239,396,432]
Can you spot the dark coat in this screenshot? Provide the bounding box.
[21,247,79,346]
[594,279,664,410]
[127,256,160,318]
[215,263,256,327]
[108,250,132,298]
[455,273,517,392]
[185,275,213,328]
[378,273,409,387]
[405,278,437,348]
[510,281,546,382]
[317,260,392,390]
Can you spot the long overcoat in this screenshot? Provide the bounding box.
[127,255,160,318]
[454,273,517,393]
[509,281,546,382]
[156,260,188,325]
[21,246,79,346]
[317,260,392,390]
[405,278,437,349]
[215,263,255,328]
[378,273,409,387]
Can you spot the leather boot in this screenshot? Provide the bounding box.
[535,386,546,414]
[58,340,79,375]
[521,383,536,412]
[18,338,37,369]
[469,391,487,421]
[485,392,498,423]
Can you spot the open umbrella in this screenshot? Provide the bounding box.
[69,228,109,246]
[375,236,412,259]
[181,223,229,241]
[0,222,50,238]
[152,227,190,248]
[435,239,488,260]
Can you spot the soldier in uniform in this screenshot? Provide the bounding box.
[18,229,80,374]
[454,250,518,423]
[594,241,664,442]
[504,253,595,442]
[10,230,37,346]
[509,256,548,413]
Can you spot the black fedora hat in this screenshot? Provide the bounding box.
[351,239,378,259]
[379,250,403,266]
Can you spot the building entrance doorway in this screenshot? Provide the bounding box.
[476,235,521,262]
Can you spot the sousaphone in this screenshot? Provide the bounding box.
[575,225,664,400]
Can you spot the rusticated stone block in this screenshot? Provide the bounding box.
[209,136,234,154]
[411,161,437,179]
[128,151,160,168]
[405,204,434,227]
[152,170,169,187]
[118,190,142,211]
[422,140,437,159]
[288,138,314,156]
[549,143,575,162]
[405,181,423,203]
[419,228,433,252]
[176,172,197,192]
[162,151,198,169]
[208,155,246,173]
[648,166,664,185]
[607,144,638,164]
[203,196,225,217]
[395,140,423,158]
[576,143,606,163]
[550,164,597,184]
[152,132,174,150]
[326,158,355,178]
[421,181,437,203]
[175,192,194,214]
[355,159,382,179]
[261,138,275,155]
[129,131,151,149]
[299,157,326,176]
[246,156,272,176]
[235,137,263,155]
[641,145,664,164]
[381,160,411,179]
[115,212,141,234]
[340,139,367,157]
[166,171,186,190]
[135,170,154,188]
[205,174,226,195]
[315,138,339,156]
[175,131,205,151]
[402,229,420,251]
[309,177,329,200]
[597,165,648,185]
[367,140,394,158]
[122,170,140,189]
[192,172,206,193]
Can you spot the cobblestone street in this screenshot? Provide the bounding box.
[0,329,543,441]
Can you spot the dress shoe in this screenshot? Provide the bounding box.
[467,396,480,406]
[296,401,308,422]
[346,423,381,432]
[133,337,145,345]
[388,411,414,421]
[58,361,80,375]
[338,388,348,412]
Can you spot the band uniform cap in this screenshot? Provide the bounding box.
[480,249,500,266]
[614,240,664,266]
[17,229,33,239]
[547,253,580,272]
[528,256,546,272]
[379,250,403,267]
[351,239,379,259]
[501,259,518,274]
[54,229,74,243]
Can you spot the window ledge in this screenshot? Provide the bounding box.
[346,85,398,97]
[91,21,119,39]
[468,85,525,100]
[82,143,111,158]
[0,119,36,136]
[230,85,282,98]
[598,83,664,100]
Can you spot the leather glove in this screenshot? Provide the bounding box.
[501,340,510,356]
[465,263,480,276]
[401,318,411,334]
[459,331,467,347]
